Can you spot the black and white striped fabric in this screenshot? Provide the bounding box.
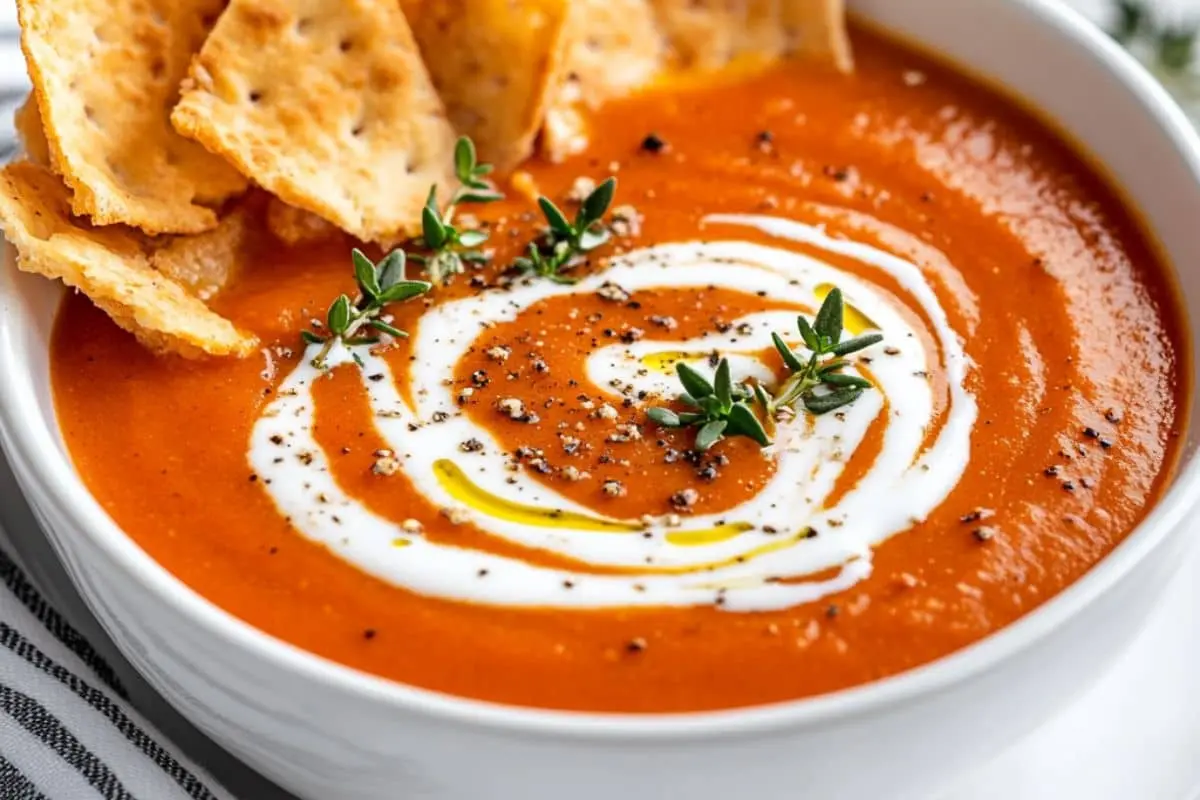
[0,543,234,800]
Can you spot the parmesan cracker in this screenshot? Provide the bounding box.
[543,0,663,162]
[266,197,342,246]
[16,0,248,234]
[414,0,572,171]
[0,162,256,358]
[650,0,852,72]
[171,0,457,244]
[650,0,779,70]
[784,0,853,73]
[151,199,260,301]
[13,95,50,167]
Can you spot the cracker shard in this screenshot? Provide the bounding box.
[649,0,853,72]
[150,199,258,301]
[13,95,50,167]
[543,0,664,162]
[171,0,458,245]
[16,0,248,235]
[413,0,573,172]
[783,0,853,73]
[266,197,341,246]
[0,163,256,358]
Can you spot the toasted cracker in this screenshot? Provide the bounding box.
[783,0,853,73]
[150,200,259,301]
[13,95,50,167]
[171,0,457,244]
[0,162,255,358]
[16,0,248,235]
[649,0,777,70]
[414,0,572,172]
[543,0,664,162]
[266,197,342,246]
[650,0,851,72]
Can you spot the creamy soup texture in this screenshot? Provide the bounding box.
[52,28,1187,712]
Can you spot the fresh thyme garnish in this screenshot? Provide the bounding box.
[303,248,431,369]
[410,136,503,285]
[647,359,769,451]
[757,288,883,416]
[647,288,882,451]
[513,177,616,284]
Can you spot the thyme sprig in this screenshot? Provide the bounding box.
[758,288,883,416]
[514,178,616,284]
[647,359,769,451]
[410,136,503,285]
[303,248,431,369]
[647,288,882,452]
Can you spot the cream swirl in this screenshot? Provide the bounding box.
[248,215,975,612]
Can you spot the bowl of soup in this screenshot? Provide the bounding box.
[0,0,1197,798]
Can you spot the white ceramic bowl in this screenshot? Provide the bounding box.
[3,2,1200,799]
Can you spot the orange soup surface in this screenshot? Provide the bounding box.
[51,28,1187,712]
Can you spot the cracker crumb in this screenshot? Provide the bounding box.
[595,403,619,421]
[607,423,642,443]
[602,479,626,497]
[649,315,678,330]
[670,488,699,509]
[497,397,525,419]
[373,455,401,476]
[559,466,590,482]
[596,282,631,303]
[611,204,642,237]
[441,506,470,525]
[566,176,597,203]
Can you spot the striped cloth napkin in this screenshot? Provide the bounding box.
[0,545,234,800]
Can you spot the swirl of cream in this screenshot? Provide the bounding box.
[248,215,975,612]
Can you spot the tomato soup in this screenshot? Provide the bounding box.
[50,28,1187,712]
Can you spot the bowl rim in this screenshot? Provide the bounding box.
[2,0,1200,743]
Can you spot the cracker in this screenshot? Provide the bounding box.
[16,0,248,235]
[649,1,778,70]
[13,95,50,167]
[151,199,260,301]
[650,0,852,72]
[171,0,457,244]
[414,0,572,172]
[0,162,256,358]
[543,0,663,162]
[266,197,342,246]
[783,0,853,73]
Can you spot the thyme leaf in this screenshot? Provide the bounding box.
[304,248,431,369]
[646,287,882,451]
[514,177,616,283]
[414,136,503,285]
